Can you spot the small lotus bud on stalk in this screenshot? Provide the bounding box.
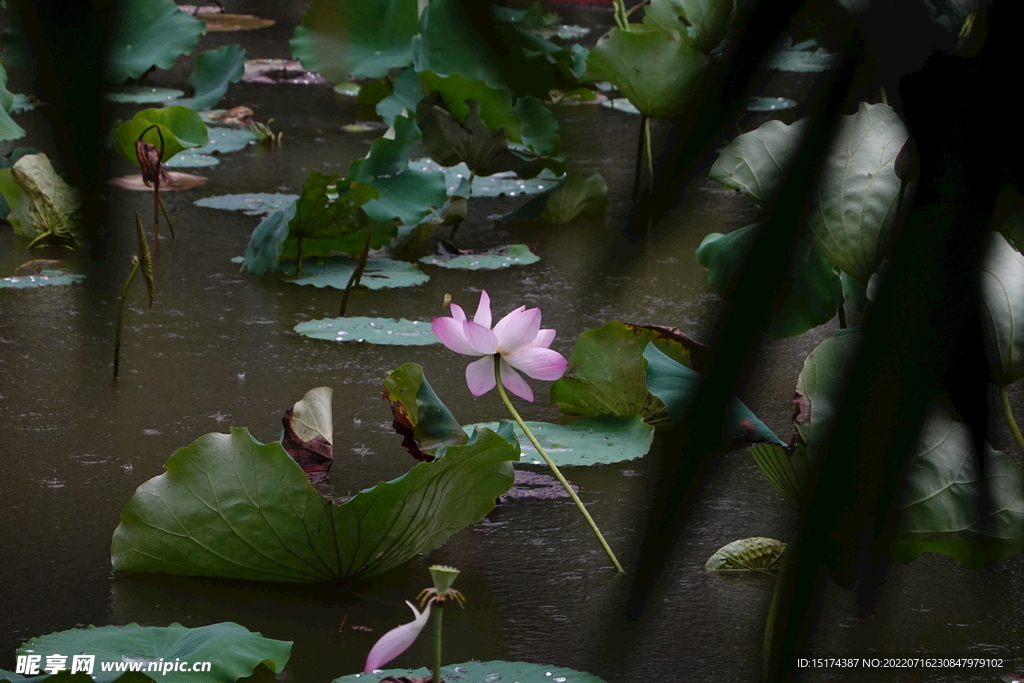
[135,127,175,253]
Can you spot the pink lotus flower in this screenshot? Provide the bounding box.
[432,291,569,402]
[364,599,432,673]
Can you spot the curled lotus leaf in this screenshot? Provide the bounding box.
[384,363,467,461]
[705,537,786,572]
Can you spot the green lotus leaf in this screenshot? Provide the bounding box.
[419,244,539,270]
[419,71,523,141]
[841,271,867,308]
[196,193,299,216]
[173,44,246,110]
[0,671,151,682]
[105,86,184,103]
[289,172,378,242]
[105,0,205,84]
[113,107,209,165]
[806,102,908,283]
[696,223,843,339]
[401,178,469,246]
[0,154,82,247]
[584,27,708,118]
[500,173,608,224]
[179,127,256,157]
[708,118,809,204]
[164,152,218,168]
[980,231,1024,386]
[748,441,810,507]
[550,321,697,427]
[290,0,418,81]
[376,66,424,126]
[408,159,561,197]
[0,73,25,140]
[704,537,786,572]
[16,623,290,683]
[515,96,561,156]
[242,201,297,277]
[642,0,736,55]
[111,425,517,582]
[413,0,507,88]
[384,363,467,460]
[0,269,84,289]
[464,414,655,466]
[288,258,429,289]
[280,223,397,261]
[793,332,859,448]
[644,343,784,446]
[892,402,1024,568]
[294,317,438,345]
[333,661,605,683]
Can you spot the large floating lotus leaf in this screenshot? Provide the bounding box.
[290,0,418,81]
[420,244,539,270]
[696,223,843,339]
[980,231,1024,386]
[164,152,218,168]
[793,332,859,448]
[195,193,299,216]
[551,321,696,427]
[349,115,448,225]
[16,623,290,683]
[500,173,608,224]
[384,363,467,461]
[419,71,523,142]
[182,126,256,156]
[584,27,708,119]
[113,107,209,165]
[0,270,84,289]
[892,403,1024,568]
[334,660,605,683]
[289,258,429,289]
[112,426,517,582]
[105,86,185,103]
[708,118,809,204]
[174,44,246,110]
[0,154,82,246]
[464,415,655,466]
[806,102,908,283]
[408,159,561,197]
[294,317,438,345]
[748,441,810,508]
[413,0,507,88]
[643,0,735,55]
[376,66,424,126]
[644,343,784,446]
[242,200,297,277]
[105,0,205,83]
[704,537,786,572]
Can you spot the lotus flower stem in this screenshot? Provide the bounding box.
[158,195,176,239]
[837,304,847,329]
[1002,388,1024,455]
[296,235,304,277]
[493,356,625,573]
[612,0,628,30]
[431,597,444,683]
[339,231,373,316]
[644,116,654,228]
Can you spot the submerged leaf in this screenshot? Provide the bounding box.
[705,537,786,572]
[384,363,467,461]
[0,269,84,289]
[281,387,333,482]
[294,317,438,345]
[111,426,517,581]
[17,623,290,683]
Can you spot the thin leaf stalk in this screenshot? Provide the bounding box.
[339,230,373,317]
[612,0,629,30]
[158,195,176,239]
[644,115,654,229]
[493,356,626,573]
[1001,387,1024,455]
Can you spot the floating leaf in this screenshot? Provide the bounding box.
[585,27,709,118]
[281,387,333,483]
[499,173,608,223]
[195,193,300,216]
[180,126,256,156]
[384,363,467,461]
[105,0,205,84]
[333,660,605,683]
[704,537,786,572]
[107,172,207,192]
[289,257,427,289]
[0,269,84,289]
[644,343,784,447]
[551,321,698,427]
[242,58,329,85]
[464,415,654,466]
[892,402,1024,568]
[408,158,561,197]
[164,152,218,168]
[745,96,797,111]
[290,0,418,81]
[806,102,908,283]
[111,426,517,581]
[765,36,839,72]
[419,244,539,270]
[696,223,843,338]
[174,44,246,110]
[16,623,290,683]
[748,441,810,507]
[980,231,1024,386]
[642,0,735,55]
[104,86,184,103]
[708,118,809,204]
[112,107,209,165]
[194,12,275,32]
[294,317,438,345]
